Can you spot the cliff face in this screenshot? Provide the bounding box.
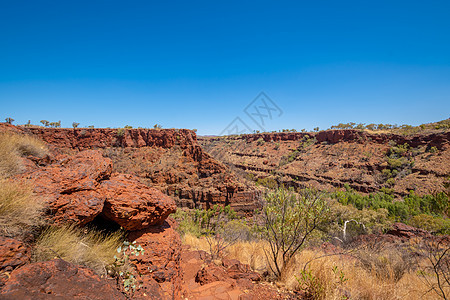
[22,127,259,214]
[24,127,197,149]
[200,130,450,196]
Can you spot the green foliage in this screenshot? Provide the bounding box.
[124,125,133,129]
[40,120,49,127]
[116,128,125,137]
[409,214,450,235]
[262,188,329,278]
[72,122,80,128]
[48,121,61,128]
[257,138,265,145]
[429,146,438,153]
[255,177,278,189]
[153,124,162,129]
[296,268,325,300]
[110,241,145,293]
[329,187,449,232]
[299,135,317,149]
[5,117,14,124]
[332,265,349,285]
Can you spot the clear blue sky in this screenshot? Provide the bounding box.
[1,1,449,135]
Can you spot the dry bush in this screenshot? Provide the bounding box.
[0,132,48,177]
[413,238,450,299]
[0,178,44,237]
[284,250,435,300]
[355,242,416,282]
[183,234,438,299]
[34,224,124,275]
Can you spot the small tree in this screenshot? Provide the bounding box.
[153,124,162,129]
[5,117,14,124]
[72,122,80,128]
[40,120,49,127]
[262,188,329,278]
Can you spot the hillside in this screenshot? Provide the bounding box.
[199,129,450,197]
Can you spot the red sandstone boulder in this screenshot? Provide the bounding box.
[0,259,126,300]
[21,150,112,226]
[222,259,261,282]
[127,219,182,299]
[100,174,177,231]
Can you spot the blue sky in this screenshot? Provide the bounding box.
[1,1,449,135]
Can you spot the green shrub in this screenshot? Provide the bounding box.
[262,188,329,278]
[117,128,125,137]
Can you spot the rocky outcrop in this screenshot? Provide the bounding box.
[21,150,112,225]
[20,127,260,214]
[128,219,182,299]
[100,174,177,231]
[7,148,181,298]
[23,128,197,150]
[20,150,176,229]
[386,222,433,239]
[0,259,126,300]
[228,130,450,150]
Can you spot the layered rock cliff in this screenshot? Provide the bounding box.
[23,127,260,214]
[200,130,450,196]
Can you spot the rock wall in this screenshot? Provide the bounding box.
[200,130,450,196]
[210,129,450,150]
[19,126,260,214]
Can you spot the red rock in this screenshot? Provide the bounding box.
[0,237,30,272]
[24,127,198,150]
[0,259,126,300]
[21,150,112,226]
[195,264,229,285]
[22,126,259,215]
[0,237,30,286]
[222,259,261,282]
[127,219,182,299]
[387,222,432,239]
[100,174,177,230]
[194,259,261,286]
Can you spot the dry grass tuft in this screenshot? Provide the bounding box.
[183,234,442,300]
[34,225,124,275]
[0,132,48,177]
[0,178,44,237]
